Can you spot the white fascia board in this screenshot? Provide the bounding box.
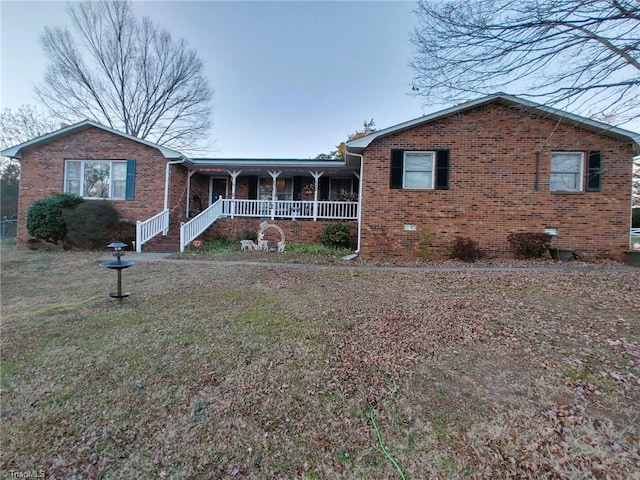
[189,158,348,169]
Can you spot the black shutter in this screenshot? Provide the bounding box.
[248,176,258,199]
[319,177,330,200]
[390,149,404,189]
[125,159,136,200]
[435,149,450,190]
[586,150,602,192]
[293,176,304,200]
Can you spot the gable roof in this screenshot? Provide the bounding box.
[1,119,185,160]
[346,93,640,153]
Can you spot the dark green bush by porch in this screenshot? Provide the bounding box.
[318,223,351,249]
[63,201,120,250]
[27,193,84,244]
[507,232,552,259]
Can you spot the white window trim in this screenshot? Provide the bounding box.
[64,159,128,200]
[403,151,435,190]
[550,152,584,192]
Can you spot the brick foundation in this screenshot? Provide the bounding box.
[203,217,358,249]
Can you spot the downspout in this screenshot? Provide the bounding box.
[164,157,186,211]
[347,151,364,254]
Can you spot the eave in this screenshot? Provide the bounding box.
[346,93,640,153]
[1,119,185,160]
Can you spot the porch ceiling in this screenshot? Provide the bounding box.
[186,158,358,177]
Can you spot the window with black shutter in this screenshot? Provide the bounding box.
[390,149,450,190]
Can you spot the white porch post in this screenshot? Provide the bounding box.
[310,171,323,221]
[227,170,242,219]
[186,169,197,217]
[163,158,185,235]
[268,170,281,220]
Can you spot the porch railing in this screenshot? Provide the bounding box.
[180,198,224,252]
[136,209,169,253]
[220,199,358,221]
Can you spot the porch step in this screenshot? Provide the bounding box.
[143,235,180,253]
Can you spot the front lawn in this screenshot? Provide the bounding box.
[1,248,639,478]
[175,239,353,265]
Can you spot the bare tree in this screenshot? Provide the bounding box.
[410,0,640,124]
[316,119,376,160]
[1,105,60,217]
[37,0,213,154]
[0,105,60,154]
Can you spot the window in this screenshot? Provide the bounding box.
[64,160,134,200]
[550,152,583,192]
[404,152,435,189]
[390,149,449,190]
[329,178,354,200]
[258,177,293,200]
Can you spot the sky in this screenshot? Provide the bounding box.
[1,0,428,158]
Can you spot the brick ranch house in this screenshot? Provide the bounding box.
[3,93,639,260]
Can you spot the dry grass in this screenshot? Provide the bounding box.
[1,247,639,479]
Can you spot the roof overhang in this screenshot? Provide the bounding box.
[346,93,640,153]
[1,119,185,160]
[185,158,357,176]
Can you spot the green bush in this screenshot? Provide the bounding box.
[27,193,84,244]
[507,232,552,259]
[63,201,120,249]
[317,223,351,249]
[113,221,136,250]
[449,236,483,262]
[237,230,257,241]
[633,208,640,228]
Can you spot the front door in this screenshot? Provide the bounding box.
[210,177,228,203]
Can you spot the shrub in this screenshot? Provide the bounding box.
[416,233,433,260]
[237,230,257,241]
[112,221,136,250]
[507,232,552,259]
[318,223,351,249]
[63,201,120,249]
[450,236,483,262]
[633,208,640,228]
[27,193,84,244]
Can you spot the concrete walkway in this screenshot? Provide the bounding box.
[113,252,638,272]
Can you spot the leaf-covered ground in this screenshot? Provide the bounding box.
[1,248,639,479]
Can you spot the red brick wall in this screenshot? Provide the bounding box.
[204,217,357,248]
[16,127,184,245]
[359,101,635,261]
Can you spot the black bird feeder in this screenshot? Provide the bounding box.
[100,241,136,300]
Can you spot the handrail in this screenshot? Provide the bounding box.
[219,199,358,220]
[135,209,169,253]
[180,199,223,252]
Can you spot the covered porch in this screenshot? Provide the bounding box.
[177,157,361,251]
[136,156,363,252]
[184,157,360,220]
